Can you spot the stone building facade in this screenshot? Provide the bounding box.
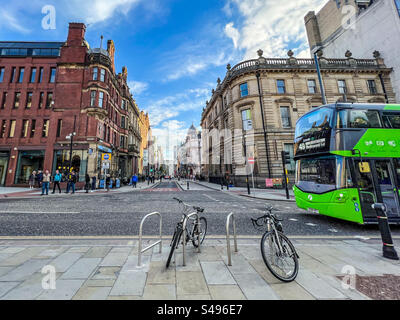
[0,23,143,186]
[138,111,150,175]
[305,0,400,101]
[176,125,202,178]
[200,49,396,187]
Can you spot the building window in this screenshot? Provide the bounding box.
[18,67,24,83]
[21,120,29,138]
[1,92,7,109]
[367,80,377,94]
[338,80,347,94]
[120,135,125,148]
[9,120,16,138]
[277,80,286,94]
[99,92,104,108]
[26,92,33,109]
[56,119,62,138]
[42,120,50,137]
[100,69,106,82]
[280,106,291,128]
[10,67,16,83]
[0,67,4,83]
[93,67,98,81]
[308,79,317,94]
[1,120,6,138]
[13,92,21,109]
[90,91,96,107]
[38,67,44,83]
[49,68,56,83]
[30,67,36,83]
[46,92,53,108]
[121,116,125,129]
[242,109,253,131]
[122,100,126,110]
[30,120,36,138]
[240,83,249,97]
[39,92,44,109]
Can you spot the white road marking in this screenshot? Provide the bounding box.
[306,223,317,227]
[289,219,298,222]
[328,229,339,233]
[354,236,371,240]
[0,211,80,214]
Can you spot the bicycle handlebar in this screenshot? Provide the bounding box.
[173,197,205,213]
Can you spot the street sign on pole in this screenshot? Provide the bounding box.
[102,153,112,162]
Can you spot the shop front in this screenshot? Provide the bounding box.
[52,149,89,182]
[14,150,45,184]
[0,151,9,186]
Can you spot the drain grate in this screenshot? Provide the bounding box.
[337,274,400,300]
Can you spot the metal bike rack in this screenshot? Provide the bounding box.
[182,212,201,267]
[138,212,162,267]
[226,212,238,266]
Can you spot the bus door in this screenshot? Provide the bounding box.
[372,160,400,218]
[354,160,377,220]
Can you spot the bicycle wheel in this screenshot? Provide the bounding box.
[260,231,299,282]
[166,228,183,268]
[192,217,207,248]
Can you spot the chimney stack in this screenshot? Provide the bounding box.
[67,23,86,47]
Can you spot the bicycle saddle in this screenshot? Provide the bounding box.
[193,206,205,213]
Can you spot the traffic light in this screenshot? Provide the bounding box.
[282,151,291,166]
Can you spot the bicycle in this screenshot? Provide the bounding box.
[251,204,299,282]
[166,197,208,268]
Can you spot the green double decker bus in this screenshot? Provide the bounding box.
[294,103,400,224]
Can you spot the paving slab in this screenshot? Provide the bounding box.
[147,261,175,285]
[0,282,20,299]
[208,285,246,300]
[177,294,211,300]
[0,267,13,278]
[67,247,91,253]
[36,247,69,259]
[61,258,101,280]
[1,273,44,300]
[0,259,51,282]
[0,247,26,254]
[176,271,209,296]
[200,261,236,285]
[233,273,280,300]
[109,272,147,296]
[296,268,346,299]
[143,284,176,300]
[72,286,111,300]
[50,253,83,273]
[91,266,120,280]
[270,282,315,300]
[84,247,112,258]
[0,247,47,267]
[99,251,130,267]
[85,279,115,287]
[36,279,85,300]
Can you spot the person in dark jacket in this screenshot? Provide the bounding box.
[106,175,111,192]
[36,170,43,188]
[91,176,97,192]
[85,174,91,193]
[66,171,77,194]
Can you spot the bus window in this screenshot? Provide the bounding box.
[382,114,400,129]
[295,108,334,139]
[296,157,336,194]
[337,110,348,129]
[348,110,382,128]
[394,159,400,183]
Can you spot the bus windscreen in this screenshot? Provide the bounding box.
[295,108,334,139]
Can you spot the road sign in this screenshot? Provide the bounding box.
[102,153,112,161]
[248,157,255,164]
[102,162,110,169]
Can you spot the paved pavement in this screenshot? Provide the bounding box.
[0,238,398,300]
[180,180,296,202]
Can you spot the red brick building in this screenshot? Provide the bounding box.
[0,23,142,187]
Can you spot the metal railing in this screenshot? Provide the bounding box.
[182,212,201,267]
[138,212,162,267]
[226,212,238,266]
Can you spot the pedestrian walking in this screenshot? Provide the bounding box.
[91,176,97,192]
[36,170,43,188]
[106,175,111,192]
[131,174,138,188]
[52,170,62,194]
[41,170,51,196]
[66,171,77,194]
[28,171,36,189]
[85,174,90,193]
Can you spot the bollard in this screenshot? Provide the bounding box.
[187,181,189,190]
[372,203,399,261]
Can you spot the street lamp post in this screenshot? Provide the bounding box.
[242,131,251,195]
[66,132,77,173]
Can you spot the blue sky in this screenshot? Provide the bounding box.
[0,0,325,159]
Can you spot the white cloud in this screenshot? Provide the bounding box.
[128,80,149,96]
[224,0,326,59]
[0,9,30,34]
[224,22,240,49]
[68,0,142,25]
